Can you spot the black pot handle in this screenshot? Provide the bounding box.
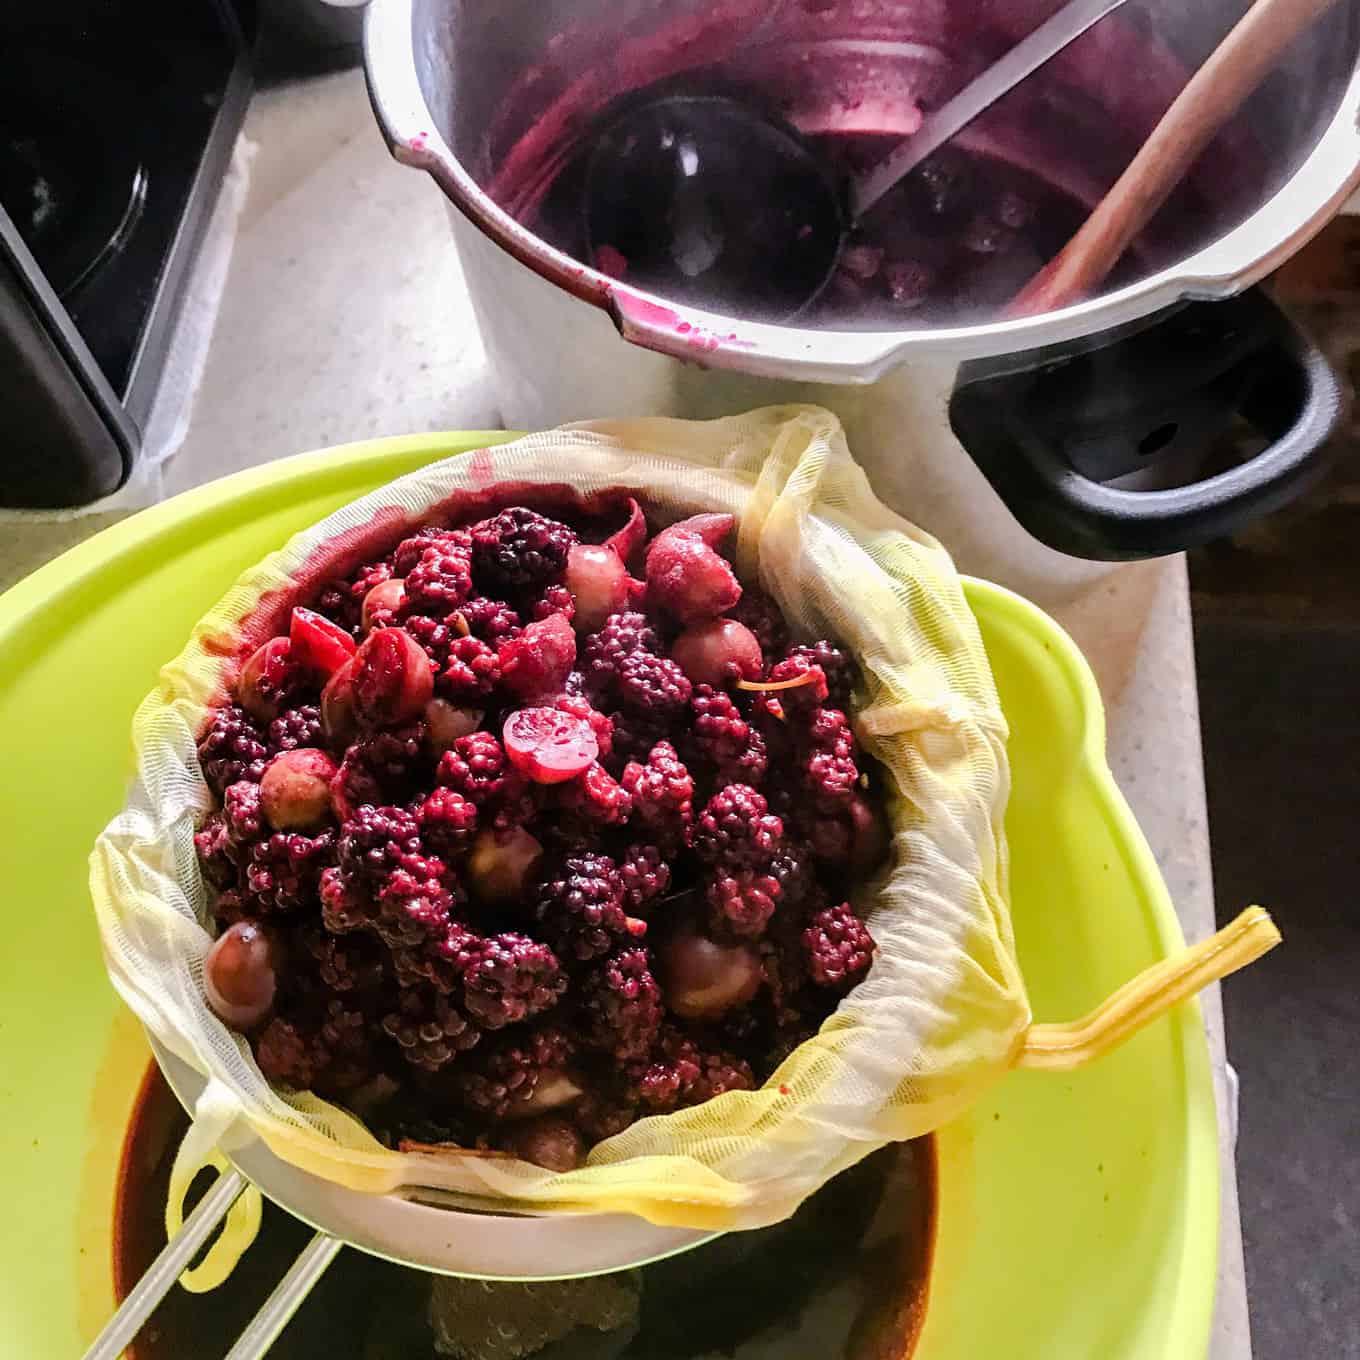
[948,288,1345,561]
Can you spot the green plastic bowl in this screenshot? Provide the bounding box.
[0,433,1217,1358]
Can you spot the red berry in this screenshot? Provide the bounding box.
[260,748,338,831]
[499,1114,586,1171]
[601,497,648,565]
[499,613,577,701]
[645,523,743,624]
[360,578,407,632]
[564,543,631,633]
[205,922,279,1030]
[351,627,434,727]
[658,931,763,1020]
[238,637,298,723]
[671,618,763,688]
[321,658,359,747]
[288,606,357,679]
[503,707,599,785]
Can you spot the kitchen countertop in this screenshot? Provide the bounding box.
[4,68,1250,1358]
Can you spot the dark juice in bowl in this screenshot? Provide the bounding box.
[114,1063,936,1359]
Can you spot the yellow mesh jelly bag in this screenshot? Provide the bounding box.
[91,405,1277,1249]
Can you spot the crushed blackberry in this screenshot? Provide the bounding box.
[244,830,335,914]
[579,947,663,1060]
[382,989,481,1071]
[414,786,478,857]
[458,596,522,642]
[706,866,781,938]
[194,813,239,889]
[404,541,474,616]
[373,851,455,947]
[198,705,269,795]
[530,583,576,623]
[692,784,784,868]
[534,852,643,962]
[336,805,421,881]
[557,763,632,827]
[580,611,659,692]
[461,933,566,1029]
[730,588,789,658]
[803,902,875,989]
[223,781,265,843]
[392,526,464,576]
[618,843,670,915]
[302,927,387,995]
[455,1025,575,1119]
[471,508,576,592]
[319,865,372,934]
[440,635,500,703]
[391,920,481,993]
[268,705,324,754]
[621,741,694,849]
[615,650,692,718]
[787,641,855,710]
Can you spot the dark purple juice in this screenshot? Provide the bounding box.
[523,78,1094,329]
[115,1064,936,1360]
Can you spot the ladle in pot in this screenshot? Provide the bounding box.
[581,0,1132,318]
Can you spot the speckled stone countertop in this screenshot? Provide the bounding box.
[4,68,1249,1358]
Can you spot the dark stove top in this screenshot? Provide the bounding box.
[0,0,247,416]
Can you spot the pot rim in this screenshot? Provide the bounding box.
[363,0,1360,381]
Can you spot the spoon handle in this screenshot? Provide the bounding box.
[1009,0,1344,316]
[849,0,1132,220]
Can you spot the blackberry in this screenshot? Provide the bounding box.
[373,851,454,947]
[269,705,324,754]
[437,733,515,806]
[763,655,829,711]
[319,866,373,934]
[223,781,265,843]
[391,920,481,993]
[730,588,788,659]
[458,596,522,642]
[461,933,566,1030]
[691,784,784,868]
[382,989,481,1071]
[800,708,859,810]
[405,541,474,615]
[706,866,781,939]
[244,830,335,914]
[393,526,465,577]
[314,998,377,1094]
[580,611,659,692]
[194,813,239,890]
[615,650,692,719]
[455,1025,575,1119]
[255,1017,327,1089]
[337,805,421,881]
[404,613,458,670]
[470,507,576,592]
[578,947,663,1060]
[557,763,632,827]
[530,583,576,623]
[690,687,768,786]
[620,742,693,849]
[533,852,643,963]
[440,635,500,703]
[787,641,854,710]
[553,693,614,761]
[618,843,670,915]
[769,846,819,915]
[198,705,269,795]
[606,710,668,773]
[302,928,386,995]
[630,1029,755,1111]
[356,723,431,787]
[803,902,875,989]
[415,786,478,858]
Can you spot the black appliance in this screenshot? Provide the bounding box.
[0,0,253,508]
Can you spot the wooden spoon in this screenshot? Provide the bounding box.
[1008,0,1345,317]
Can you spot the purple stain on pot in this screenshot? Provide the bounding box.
[477,0,1258,332]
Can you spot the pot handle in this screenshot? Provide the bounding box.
[947,288,1344,561]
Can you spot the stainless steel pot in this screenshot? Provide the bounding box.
[363,0,1360,598]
